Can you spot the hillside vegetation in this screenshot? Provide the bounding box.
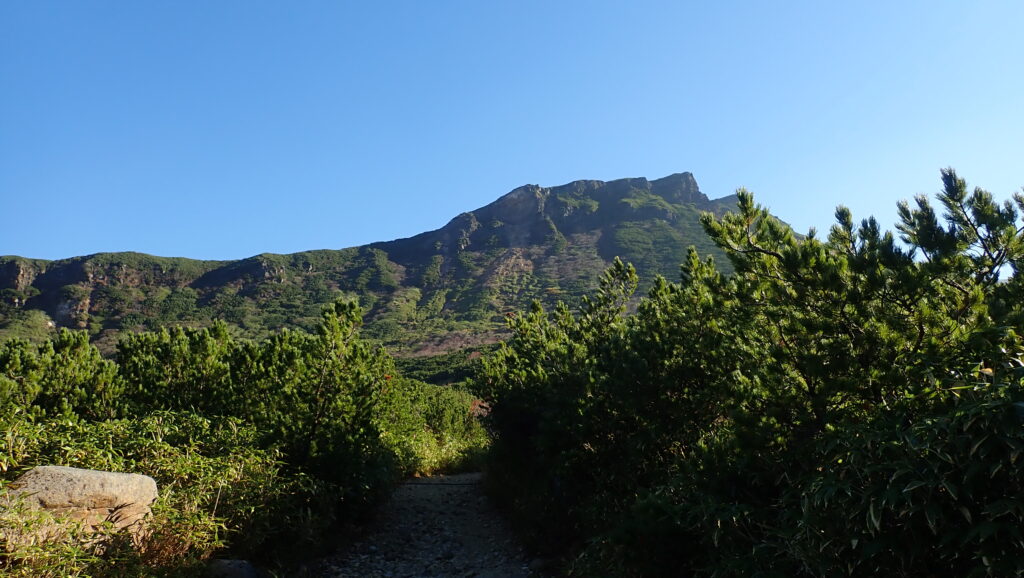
[0,301,486,576]
[479,169,1024,576]
[6,169,1020,577]
[0,173,736,358]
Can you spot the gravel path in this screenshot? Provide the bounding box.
[309,473,535,578]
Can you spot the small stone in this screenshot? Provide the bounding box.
[206,559,261,578]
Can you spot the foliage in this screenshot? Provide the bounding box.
[229,301,396,495]
[116,322,235,415]
[0,298,488,576]
[0,412,338,575]
[1,487,109,578]
[0,309,54,344]
[395,346,494,386]
[479,169,1024,576]
[791,366,1024,577]
[378,378,490,475]
[0,329,123,420]
[557,191,600,214]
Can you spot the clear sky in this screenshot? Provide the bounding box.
[2,1,1022,261]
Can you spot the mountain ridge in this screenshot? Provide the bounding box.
[1,172,743,355]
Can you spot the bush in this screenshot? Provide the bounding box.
[0,330,123,421]
[479,170,1024,576]
[0,412,340,574]
[380,379,489,475]
[790,364,1024,577]
[0,298,491,575]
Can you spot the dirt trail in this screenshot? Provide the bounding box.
[309,472,535,578]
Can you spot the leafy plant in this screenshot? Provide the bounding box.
[479,169,1024,576]
[0,297,490,575]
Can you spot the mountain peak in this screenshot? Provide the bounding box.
[650,172,706,204]
[478,172,711,221]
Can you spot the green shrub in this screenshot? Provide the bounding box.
[790,364,1024,577]
[0,296,491,576]
[0,330,123,420]
[0,412,340,573]
[480,170,1024,576]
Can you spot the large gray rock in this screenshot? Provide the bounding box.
[8,465,158,534]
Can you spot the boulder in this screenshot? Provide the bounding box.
[7,465,158,535]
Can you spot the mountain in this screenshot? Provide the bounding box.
[0,172,740,355]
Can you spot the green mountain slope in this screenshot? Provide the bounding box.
[0,172,739,355]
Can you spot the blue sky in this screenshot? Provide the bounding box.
[2,1,1022,261]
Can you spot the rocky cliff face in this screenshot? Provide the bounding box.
[0,259,43,292]
[0,172,743,354]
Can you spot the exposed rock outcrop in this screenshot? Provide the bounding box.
[0,258,43,292]
[6,466,158,538]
